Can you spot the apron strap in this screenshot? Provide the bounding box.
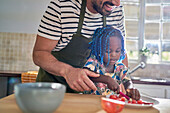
[77,0,106,33]
[103,16,106,27]
[77,0,87,34]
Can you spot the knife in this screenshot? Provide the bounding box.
[119,91,130,100]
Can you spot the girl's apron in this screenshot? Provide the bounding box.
[36,0,106,93]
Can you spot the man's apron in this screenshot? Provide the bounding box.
[36,0,106,93]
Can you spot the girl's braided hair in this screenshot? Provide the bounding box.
[89,25,126,66]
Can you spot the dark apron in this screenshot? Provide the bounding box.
[36,0,106,93]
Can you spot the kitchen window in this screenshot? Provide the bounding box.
[121,0,170,63]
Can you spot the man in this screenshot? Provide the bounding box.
[33,0,136,97]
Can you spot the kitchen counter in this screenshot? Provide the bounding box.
[0,93,170,113]
[131,77,170,86]
[0,71,22,99]
[0,71,23,77]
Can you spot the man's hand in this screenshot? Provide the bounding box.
[64,67,99,92]
[126,88,140,100]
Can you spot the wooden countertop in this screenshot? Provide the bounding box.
[0,93,170,113]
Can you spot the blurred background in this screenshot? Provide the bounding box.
[1,0,170,78]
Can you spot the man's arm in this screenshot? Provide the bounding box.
[33,35,99,91]
[33,35,64,76]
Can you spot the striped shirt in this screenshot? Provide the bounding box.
[38,0,125,51]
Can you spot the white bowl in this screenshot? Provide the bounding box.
[14,82,66,113]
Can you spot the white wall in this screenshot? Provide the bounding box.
[0,0,50,33]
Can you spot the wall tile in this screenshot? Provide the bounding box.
[0,32,39,72]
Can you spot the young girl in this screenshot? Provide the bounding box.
[84,25,140,100]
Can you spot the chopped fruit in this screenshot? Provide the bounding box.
[129,98,132,102]
[137,100,143,104]
[128,100,132,103]
[118,94,123,98]
[108,94,154,106]
[120,97,126,102]
[132,100,137,104]
[101,97,125,113]
[110,95,117,100]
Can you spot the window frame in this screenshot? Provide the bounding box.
[122,0,170,64]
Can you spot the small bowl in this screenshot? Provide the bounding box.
[14,82,66,113]
[101,97,125,113]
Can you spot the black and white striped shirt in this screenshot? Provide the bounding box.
[38,0,125,51]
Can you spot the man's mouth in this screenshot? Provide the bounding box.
[105,4,113,11]
[103,2,114,12]
[104,1,115,6]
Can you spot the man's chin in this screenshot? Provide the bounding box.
[102,10,112,16]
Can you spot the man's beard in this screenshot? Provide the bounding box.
[92,1,114,16]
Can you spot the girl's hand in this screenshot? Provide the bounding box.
[126,88,140,100]
[119,83,126,94]
[107,78,120,94]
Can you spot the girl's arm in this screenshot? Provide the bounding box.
[89,75,120,93]
[83,66,120,93]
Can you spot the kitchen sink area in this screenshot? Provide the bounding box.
[128,62,170,85]
[131,76,170,85]
[126,62,170,99]
[130,76,170,99]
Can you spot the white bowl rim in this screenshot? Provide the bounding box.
[15,82,66,92]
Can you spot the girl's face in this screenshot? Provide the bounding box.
[103,36,121,66]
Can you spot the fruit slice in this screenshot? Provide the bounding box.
[132,99,137,104]
[110,95,118,100]
[101,97,125,113]
[137,100,143,104]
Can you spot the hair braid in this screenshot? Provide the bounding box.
[88,25,126,65]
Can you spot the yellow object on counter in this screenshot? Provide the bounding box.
[21,71,38,83]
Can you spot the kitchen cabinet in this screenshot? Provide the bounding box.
[134,84,170,99]
[0,72,21,99]
[0,77,8,98]
[166,89,170,99]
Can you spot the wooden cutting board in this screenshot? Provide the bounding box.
[55,93,102,113]
[0,93,160,113]
[55,93,159,113]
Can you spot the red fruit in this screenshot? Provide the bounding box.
[119,94,123,98]
[101,97,125,113]
[110,95,117,100]
[132,99,137,104]
[120,97,126,102]
[137,100,143,104]
[128,100,132,103]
